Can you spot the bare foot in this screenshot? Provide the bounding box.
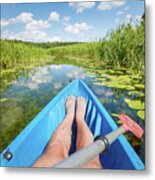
[76,96,87,122]
[66,96,75,122]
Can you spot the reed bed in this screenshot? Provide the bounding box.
[1,20,144,73]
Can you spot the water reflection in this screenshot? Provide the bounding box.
[13,67,53,90]
[0,64,145,162]
[66,70,86,79]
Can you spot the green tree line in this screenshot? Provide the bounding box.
[1,19,144,73]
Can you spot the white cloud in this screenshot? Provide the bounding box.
[16,13,51,32]
[65,22,93,35]
[1,30,14,40]
[25,20,50,31]
[48,12,60,22]
[1,12,49,31]
[16,12,33,24]
[1,19,9,27]
[62,16,71,26]
[1,29,62,42]
[49,36,62,42]
[69,2,95,13]
[1,18,16,28]
[117,11,124,16]
[1,12,34,28]
[1,30,45,42]
[63,16,70,22]
[1,12,52,42]
[115,14,142,26]
[18,31,49,42]
[116,5,130,17]
[98,1,126,11]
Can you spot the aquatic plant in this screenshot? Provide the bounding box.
[125,98,144,110]
[1,40,49,69]
[137,110,145,120]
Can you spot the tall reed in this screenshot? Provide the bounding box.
[1,19,144,73]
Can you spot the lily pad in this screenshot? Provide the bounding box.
[125,98,144,110]
[131,139,142,146]
[111,113,118,117]
[103,81,135,90]
[128,91,144,97]
[134,84,145,89]
[114,71,125,75]
[85,71,96,77]
[137,110,145,120]
[104,69,116,74]
[93,73,136,90]
[130,74,142,79]
[125,134,134,141]
[114,99,117,103]
[93,81,105,86]
[0,98,7,103]
[125,135,142,147]
[117,120,122,125]
[94,77,107,81]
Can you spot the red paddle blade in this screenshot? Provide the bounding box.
[118,114,144,139]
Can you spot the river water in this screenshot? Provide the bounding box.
[0,64,145,162]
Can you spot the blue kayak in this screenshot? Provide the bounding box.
[0,79,144,169]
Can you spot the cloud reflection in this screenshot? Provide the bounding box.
[53,82,62,89]
[66,70,85,79]
[13,66,53,90]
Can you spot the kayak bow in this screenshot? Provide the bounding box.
[0,79,144,169]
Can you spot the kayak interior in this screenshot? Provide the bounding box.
[0,79,144,169]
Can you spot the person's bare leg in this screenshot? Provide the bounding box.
[32,96,75,167]
[76,96,102,169]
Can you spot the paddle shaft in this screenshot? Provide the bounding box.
[53,127,125,168]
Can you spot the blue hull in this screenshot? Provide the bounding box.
[0,79,144,169]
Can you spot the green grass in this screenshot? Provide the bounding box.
[49,20,144,73]
[1,20,144,74]
[49,42,99,60]
[97,21,145,73]
[0,40,49,69]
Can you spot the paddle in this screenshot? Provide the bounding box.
[53,114,144,168]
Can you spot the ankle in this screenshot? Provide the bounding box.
[76,118,85,125]
[76,113,85,121]
[65,113,74,122]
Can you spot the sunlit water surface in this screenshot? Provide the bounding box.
[0,64,145,162]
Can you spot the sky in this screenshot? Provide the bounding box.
[1,0,145,42]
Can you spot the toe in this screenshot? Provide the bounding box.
[71,96,75,102]
[77,96,86,106]
[80,96,85,103]
[66,96,75,104]
[67,96,73,101]
[77,97,82,104]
